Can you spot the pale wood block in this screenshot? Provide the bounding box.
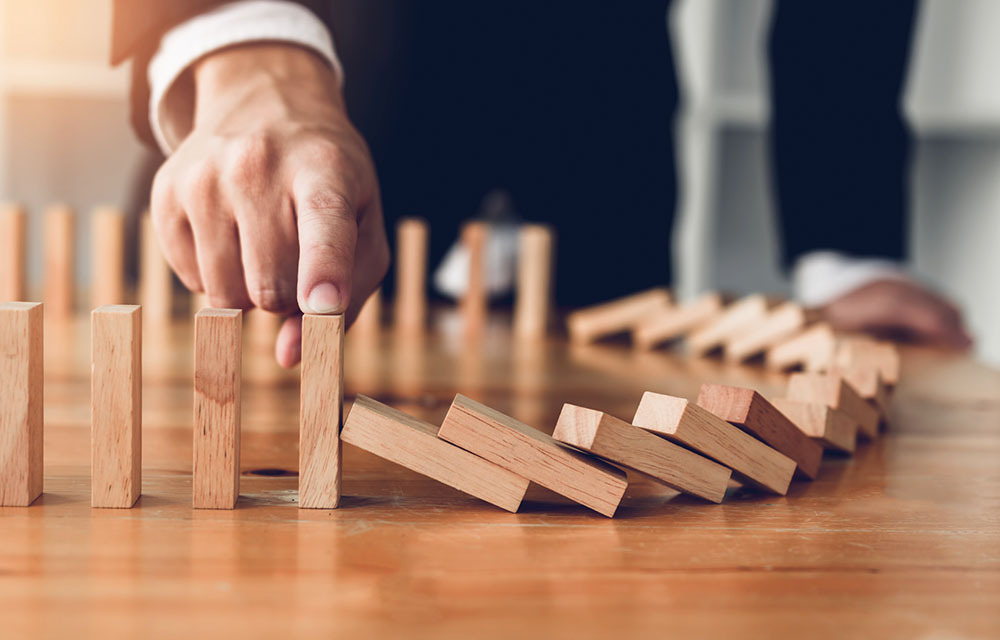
[725,302,808,363]
[246,308,283,351]
[352,287,382,337]
[342,395,529,512]
[460,221,488,335]
[836,338,901,386]
[696,384,823,480]
[786,372,880,440]
[0,302,43,506]
[139,213,173,326]
[299,314,344,509]
[1,204,27,302]
[831,365,891,424]
[513,224,555,340]
[633,292,723,350]
[567,288,672,344]
[91,305,141,508]
[394,217,428,333]
[91,206,126,308]
[43,204,75,318]
[439,394,627,517]
[193,308,242,509]
[687,294,771,356]
[554,403,731,503]
[766,323,837,371]
[770,398,858,454]
[632,392,795,495]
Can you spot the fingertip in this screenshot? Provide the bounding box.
[275,315,303,368]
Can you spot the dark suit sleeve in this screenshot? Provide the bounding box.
[768,0,918,267]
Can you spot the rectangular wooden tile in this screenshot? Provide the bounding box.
[633,292,723,350]
[567,288,671,344]
[836,337,900,386]
[393,217,428,333]
[299,314,344,509]
[834,365,891,422]
[460,221,488,335]
[766,323,836,371]
[786,372,880,439]
[1,205,27,302]
[91,206,126,308]
[44,204,75,318]
[351,287,381,338]
[0,302,43,506]
[687,294,771,356]
[139,213,173,326]
[513,223,554,340]
[770,398,857,454]
[725,302,808,363]
[438,394,627,516]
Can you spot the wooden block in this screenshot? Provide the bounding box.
[725,302,808,363]
[246,308,283,351]
[394,217,428,333]
[91,206,126,308]
[696,384,823,480]
[836,338,901,386]
[439,394,627,517]
[831,365,891,424]
[513,224,555,340]
[687,294,771,356]
[91,305,142,508]
[567,288,672,344]
[299,314,344,509]
[351,287,381,337]
[139,213,173,326]
[766,323,837,371]
[193,308,242,509]
[0,302,43,506]
[1,204,27,302]
[460,221,488,334]
[554,403,731,503]
[633,292,723,350]
[342,395,529,512]
[786,372,880,440]
[44,204,75,318]
[632,392,795,495]
[770,398,857,454]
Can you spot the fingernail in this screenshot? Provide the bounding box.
[306,282,343,314]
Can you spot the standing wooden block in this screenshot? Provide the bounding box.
[91,305,142,508]
[139,213,173,326]
[246,308,283,351]
[766,323,837,371]
[836,338,901,386]
[725,302,808,363]
[786,372,880,439]
[352,287,382,337]
[460,221,488,334]
[633,292,723,350]
[44,204,75,318]
[567,288,672,344]
[299,314,344,509]
[193,308,242,509]
[632,392,795,495]
[394,217,428,333]
[513,224,555,340]
[438,394,627,517]
[342,395,529,512]
[554,403,731,503]
[91,206,126,308]
[687,294,771,356]
[770,398,857,454]
[696,384,823,480]
[0,302,43,506]
[1,205,27,302]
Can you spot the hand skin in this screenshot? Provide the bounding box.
[820,279,973,349]
[151,43,389,367]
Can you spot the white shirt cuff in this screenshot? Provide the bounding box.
[793,251,911,307]
[147,0,341,154]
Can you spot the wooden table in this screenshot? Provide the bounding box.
[2,311,998,639]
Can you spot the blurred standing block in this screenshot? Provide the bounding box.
[513,224,555,340]
[299,314,344,509]
[836,338,901,386]
[688,294,771,356]
[567,287,672,344]
[342,395,529,512]
[91,206,126,308]
[725,302,809,363]
[439,394,627,517]
[460,221,488,335]
[139,214,173,326]
[633,292,723,350]
[771,398,858,454]
[91,305,142,508]
[352,288,382,337]
[632,392,795,495]
[394,217,428,333]
[191,291,209,315]
[246,308,283,351]
[554,403,731,503]
[193,308,242,509]
[766,323,837,371]
[786,372,880,440]
[1,205,27,302]
[44,204,76,318]
[0,302,43,506]
[696,383,823,480]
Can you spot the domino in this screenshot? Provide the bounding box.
[44,204,75,318]
[567,288,672,345]
[836,338,901,386]
[438,394,627,517]
[342,395,529,512]
[687,294,771,356]
[766,323,837,371]
[299,314,344,509]
[554,403,732,503]
[394,217,428,333]
[352,287,382,337]
[193,308,242,509]
[91,206,126,309]
[513,223,554,340]
[786,372,879,439]
[1,204,27,302]
[770,398,858,454]
[831,365,891,423]
[696,383,823,480]
[0,302,43,506]
[725,302,809,363]
[632,392,795,495]
[91,305,142,508]
[632,292,723,351]
[139,213,173,326]
[460,221,488,335]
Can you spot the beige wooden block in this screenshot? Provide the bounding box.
[766,323,837,371]
[342,395,529,512]
[786,372,880,439]
[554,403,731,503]
[394,217,428,333]
[836,338,901,386]
[299,314,344,509]
[193,308,242,509]
[831,365,891,423]
[567,288,671,344]
[513,224,555,340]
[246,308,283,351]
[725,302,808,363]
[460,221,488,335]
[687,294,771,356]
[0,302,43,506]
[139,213,173,326]
[91,207,126,308]
[352,287,382,337]
[633,292,723,350]
[770,398,857,454]
[91,305,142,508]
[43,204,76,318]
[632,392,795,495]
[1,205,27,302]
[439,394,627,517]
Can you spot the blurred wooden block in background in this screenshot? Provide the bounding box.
[725,302,808,363]
[833,365,891,422]
[351,287,382,338]
[139,213,173,326]
[767,323,836,371]
[687,294,771,357]
[44,204,76,318]
[836,338,901,386]
[786,372,880,440]
[299,314,344,509]
[0,302,43,506]
[91,206,126,309]
[1,204,27,302]
[513,223,554,340]
[633,292,723,351]
[460,221,488,336]
[771,398,858,454]
[394,217,428,333]
[567,287,671,345]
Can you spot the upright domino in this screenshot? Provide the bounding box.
[633,292,723,350]
[193,308,242,509]
[687,294,771,356]
[725,302,808,363]
[460,221,488,334]
[139,213,173,325]
[91,305,142,508]
[299,314,344,509]
[513,223,554,340]
[352,288,382,337]
[91,206,126,308]
[766,323,837,371]
[566,288,672,344]
[1,205,27,302]
[0,302,43,506]
[786,372,880,439]
[394,217,428,333]
[770,398,858,454]
[44,204,75,318]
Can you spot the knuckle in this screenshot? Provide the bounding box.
[248,283,294,313]
[300,190,355,220]
[223,131,275,187]
[178,163,220,209]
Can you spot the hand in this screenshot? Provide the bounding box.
[820,279,972,348]
[151,44,389,367]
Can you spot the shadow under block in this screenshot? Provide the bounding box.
[767,323,837,371]
[91,305,142,508]
[513,224,554,340]
[91,207,126,309]
[725,302,807,363]
[394,217,428,332]
[299,314,344,509]
[632,392,794,495]
[44,205,75,318]
[460,221,488,334]
[193,308,242,509]
[770,398,858,454]
[696,384,823,480]
[687,294,770,356]
[786,372,880,439]
[438,394,627,517]
[139,214,173,325]
[554,403,731,503]
[567,288,672,344]
[0,302,43,506]
[342,395,529,512]
[633,292,723,350]
[1,205,26,302]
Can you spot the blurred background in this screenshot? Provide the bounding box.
[0,0,997,365]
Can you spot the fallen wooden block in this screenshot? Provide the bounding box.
[513,223,555,340]
[1,204,27,302]
[342,395,529,512]
[766,323,836,371]
[460,221,488,335]
[696,384,823,480]
[299,314,344,509]
[632,392,795,495]
[393,217,428,333]
[770,398,858,454]
[567,288,671,344]
[0,302,43,506]
[139,213,173,326]
[786,372,879,440]
[633,292,723,351]
[439,394,627,516]
[831,365,891,425]
[43,204,75,318]
[687,294,771,357]
[91,206,126,308]
[836,338,901,386]
[725,302,808,363]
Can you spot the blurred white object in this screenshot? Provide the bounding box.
[793,251,911,308]
[434,222,520,299]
